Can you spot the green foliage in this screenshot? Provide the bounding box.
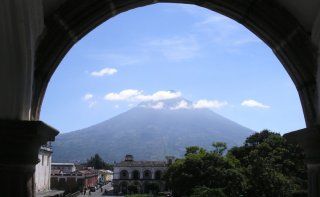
[144,183,160,194]
[86,153,113,170]
[229,130,307,196]
[164,142,247,196]
[164,130,307,197]
[212,142,227,155]
[128,185,138,194]
[185,146,205,156]
[191,186,226,197]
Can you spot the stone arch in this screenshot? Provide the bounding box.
[33,0,317,128]
[143,181,160,194]
[120,170,129,179]
[142,181,149,193]
[129,181,142,194]
[143,170,152,179]
[119,181,129,194]
[155,170,162,180]
[132,170,140,180]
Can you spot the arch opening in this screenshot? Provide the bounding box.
[120,170,129,179]
[35,0,317,128]
[38,2,314,196]
[143,170,152,180]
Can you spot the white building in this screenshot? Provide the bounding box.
[35,144,52,193]
[99,169,113,183]
[51,163,76,173]
[113,155,175,194]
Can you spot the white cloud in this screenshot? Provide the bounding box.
[146,36,200,61]
[91,67,117,77]
[241,99,270,109]
[193,11,262,48]
[151,102,164,109]
[104,90,181,102]
[82,93,97,108]
[88,101,97,108]
[193,99,228,109]
[83,93,93,101]
[171,100,190,110]
[104,89,142,101]
[135,91,181,101]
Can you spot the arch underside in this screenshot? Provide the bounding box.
[34,0,318,126]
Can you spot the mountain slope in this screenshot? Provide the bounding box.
[52,99,253,162]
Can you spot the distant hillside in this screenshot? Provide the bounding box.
[52,98,253,162]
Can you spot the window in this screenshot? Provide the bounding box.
[143,170,151,179]
[120,170,129,179]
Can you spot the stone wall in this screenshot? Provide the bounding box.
[35,147,52,192]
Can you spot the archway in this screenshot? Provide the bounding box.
[143,170,152,180]
[34,0,317,130]
[120,170,129,179]
[129,181,142,194]
[34,1,320,196]
[119,181,128,194]
[144,182,160,194]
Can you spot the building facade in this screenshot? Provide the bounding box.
[98,170,113,184]
[113,155,175,195]
[51,167,98,194]
[35,144,52,193]
[52,163,76,173]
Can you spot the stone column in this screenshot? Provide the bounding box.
[312,11,320,126]
[0,120,58,197]
[128,169,132,180]
[151,169,155,180]
[0,0,44,120]
[284,127,320,197]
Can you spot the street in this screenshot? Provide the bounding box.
[79,182,121,197]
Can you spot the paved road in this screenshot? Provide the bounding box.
[79,182,121,197]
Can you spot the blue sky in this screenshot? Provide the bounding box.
[40,3,305,134]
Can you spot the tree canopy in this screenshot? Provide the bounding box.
[86,153,113,170]
[164,130,307,197]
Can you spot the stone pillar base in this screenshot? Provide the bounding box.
[284,126,320,197]
[0,120,58,197]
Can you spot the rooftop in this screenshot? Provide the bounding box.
[52,163,75,166]
[115,160,167,167]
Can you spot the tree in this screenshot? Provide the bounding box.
[212,142,227,155]
[86,153,113,170]
[164,144,247,196]
[145,183,159,194]
[127,185,138,194]
[185,146,207,156]
[164,130,307,197]
[228,130,307,196]
[191,186,226,197]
